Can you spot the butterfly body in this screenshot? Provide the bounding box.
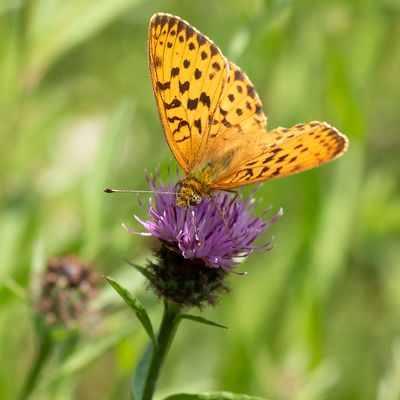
[177,149,242,207]
[148,13,349,208]
[176,176,207,208]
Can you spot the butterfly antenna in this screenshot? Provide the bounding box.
[104,188,176,195]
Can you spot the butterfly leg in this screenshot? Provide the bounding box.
[223,189,239,209]
[209,192,234,240]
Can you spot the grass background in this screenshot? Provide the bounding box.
[1,0,399,399]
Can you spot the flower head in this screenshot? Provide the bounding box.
[127,172,282,307]
[35,255,100,328]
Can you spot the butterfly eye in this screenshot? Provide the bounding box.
[190,193,202,206]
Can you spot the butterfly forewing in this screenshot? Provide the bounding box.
[148,14,228,172]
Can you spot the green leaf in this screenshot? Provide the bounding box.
[132,344,153,400]
[163,392,268,400]
[105,276,156,347]
[181,314,228,329]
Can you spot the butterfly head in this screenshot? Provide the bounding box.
[176,178,205,208]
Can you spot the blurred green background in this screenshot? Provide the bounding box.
[1,0,400,399]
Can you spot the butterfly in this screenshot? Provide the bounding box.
[148,13,349,208]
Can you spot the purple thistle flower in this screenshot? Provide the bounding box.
[129,173,282,269]
[125,172,282,307]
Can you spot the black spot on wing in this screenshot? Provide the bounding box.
[153,56,162,68]
[247,84,256,98]
[176,135,190,143]
[196,34,206,46]
[160,15,168,30]
[164,98,181,109]
[221,118,232,128]
[171,120,190,136]
[157,81,170,91]
[187,98,198,110]
[185,25,194,39]
[243,169,254,180]
[263,155,274,164]
[167,16,175,30]
[179,81,190,94]
[168,116,183,123]
[210,45,218,57]
[177,20,185,34]
[212,62,221,71]
[272,166,282,176]
[199,92,210,107]
[194,118,202,133]
[219,107,228,116]
[277,154,288,163]
[171,67,180,78]
[234,69,244,80]
[256,166,270,178]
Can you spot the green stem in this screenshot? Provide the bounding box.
[19,326,54,400]
[141,301,183,400]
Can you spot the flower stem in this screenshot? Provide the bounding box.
[19,326,54,400]
[142,301,183,400]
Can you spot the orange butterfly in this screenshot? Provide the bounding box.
[148,13,348,208]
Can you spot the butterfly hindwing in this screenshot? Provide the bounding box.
[213,122,349,189]
[208,62,266,139]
